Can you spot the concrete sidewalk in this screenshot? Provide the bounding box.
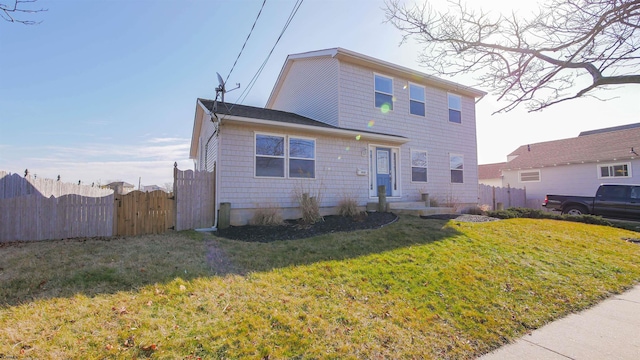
[478,284,640,360]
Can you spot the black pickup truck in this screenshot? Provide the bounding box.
[542,184,640,219]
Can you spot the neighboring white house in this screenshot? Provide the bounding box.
[190,48,486,225]
[104,181,135,195]
[490,123,640,202]
[478,162,506,187]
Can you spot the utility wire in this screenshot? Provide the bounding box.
[233,0,305,106]
[225,0,267,85]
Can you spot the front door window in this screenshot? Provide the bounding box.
[375,147,392,196]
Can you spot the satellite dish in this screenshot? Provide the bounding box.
[213,72,239,105]
[216,72,226,93]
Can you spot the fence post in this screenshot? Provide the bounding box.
[219,202,230,229]
[173,162,178,230]
[377,185,387,212]
[492,186,496,210]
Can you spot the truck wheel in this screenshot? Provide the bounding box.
[562,205,586,216]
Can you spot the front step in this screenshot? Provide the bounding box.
[367,202,456,217]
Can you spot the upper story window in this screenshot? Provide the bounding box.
[450,154,464,183]
[599,162,630,178]
[289,137,315,178]
[411,150,428,182]
[448,93,462,123]
[374,74,393,111]
[519,170,540,182]
[409,83,425,116]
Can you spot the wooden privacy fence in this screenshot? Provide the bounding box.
[1,166,216,242]
[478,184,528,210]
[0,170,113,199]
[174,165,216,231]
[0,193,114,242]
[114,190,175,236]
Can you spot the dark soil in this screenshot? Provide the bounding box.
[214,212,399,243]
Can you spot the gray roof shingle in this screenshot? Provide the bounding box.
[198,99,407,140]
[503,123,640,170]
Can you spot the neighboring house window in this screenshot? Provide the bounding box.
[450,154,464,183]
[409,83,425,116]
[599,163,631,178]
[411,150,428,182]
[519,170,540,182]
[255,134,285,177]
[448,93,462,123]
[374,74,393,110]
[289,137,315,178]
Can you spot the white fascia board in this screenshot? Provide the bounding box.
[265,48,339,108]
[189,101,205,159]
[220,114,408,144]
[333,47,487,98]
[190,99,218,159]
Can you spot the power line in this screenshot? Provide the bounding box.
[225,0,267,85]
[234,0,305,106]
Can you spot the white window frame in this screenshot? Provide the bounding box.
[374,73,393,111]
[409,82,426,117]
[519,169,541,182]
[254,132,286,178]
[254,132,317,179]
[450,153,464,184]
[288,136,316,179]
[411,149,428,183]
[448,93,462,124]
[598,162,632,179]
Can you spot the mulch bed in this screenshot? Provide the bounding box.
[214,212,399,243]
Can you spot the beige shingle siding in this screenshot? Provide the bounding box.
[269,57,340,126]
[336,60,479,204]
[217,123,373,212]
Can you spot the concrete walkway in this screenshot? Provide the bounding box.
[478,284,640,360]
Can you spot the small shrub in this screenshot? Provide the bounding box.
[429,198,439,207]
[298,193,322,224]
[486,207,614,227]
[462,206,485,215]
[292,180,324,225]
[337,197,360,218]
[250,207,284,226]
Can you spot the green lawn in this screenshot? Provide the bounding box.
[1,216,639,359]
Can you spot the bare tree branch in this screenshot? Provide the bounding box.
[1,0,46,25]
[384,0,640,113]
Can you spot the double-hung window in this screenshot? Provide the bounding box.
[599,163,630,178]
[289,137,315,178]
[374,74,393,110]
[409,83,425,116]
[255,133,315,178]
[411,150,428,182]
[448,93,462,123]
[255,134,285,177]
[450,154,464,183]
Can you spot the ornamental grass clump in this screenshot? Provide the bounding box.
[249,206,285,226]
[337,197,360,218]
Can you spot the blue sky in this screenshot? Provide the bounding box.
[1,0,638,187]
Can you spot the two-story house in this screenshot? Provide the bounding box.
[190,48,485,226]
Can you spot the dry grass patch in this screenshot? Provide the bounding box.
[1,217,640,358]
